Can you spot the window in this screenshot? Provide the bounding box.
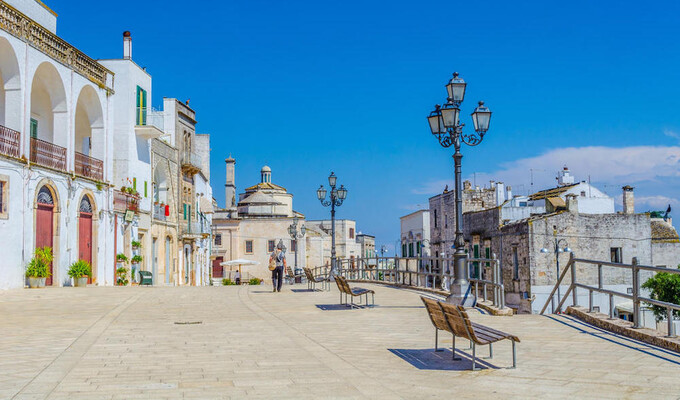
[416,241,421,255]
[445,215,448,228]
[214,234,222,246]
[349,228,355,239]
[245,240,253,254]
[291,240,297,252]
[408,243,414,257]
[580,191,586,197]
[136,86,147,125]
[268,240,275,253]
[611,247,622,264]
[144,181,148,198]
[402,244,407,257]
[434,209,438,228]
[30,119,38,139]
[513,247,519,280]
[133,177,137,190]
[183,204,187,220]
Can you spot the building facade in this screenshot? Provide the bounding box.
[400,210,430,258]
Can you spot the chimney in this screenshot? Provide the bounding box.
[463,180,472,191]
[495,182,505,206]
[123,31,132,60]
[225,157,236,209]
[622,185,634,214]
[566,194,579,214]
[506,185,512,201]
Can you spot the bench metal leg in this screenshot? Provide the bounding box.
[462,340,472,351]
[452,335,461,360]
[471,343,479,371]
[434,329,442,352]
[483,343,493,359]
[509,341,517,369]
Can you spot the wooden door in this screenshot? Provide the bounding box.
[36,187,54,286]
[78,196,93,283]
[212,257,224,278]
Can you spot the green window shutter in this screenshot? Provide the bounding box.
[133,178,137,190]
[183,203,187,220]
[136,86,147,125]
[30,119,38,139]
[144,181,147,197]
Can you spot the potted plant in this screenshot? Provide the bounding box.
[68,260,92,287]
[131,255,143,264]
[26,247,52,288]
[131,240,141,249]
[116,253,128,264]
[116,266,129,286]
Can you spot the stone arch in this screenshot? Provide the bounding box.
[0,37,21,131]
[29,62,68,148]
[74,85,105,161]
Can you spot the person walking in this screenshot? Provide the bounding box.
[269,241,286,292]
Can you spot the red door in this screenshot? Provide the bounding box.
[79,212,93,283]
[36,203,54,286]
[212,257,224,278]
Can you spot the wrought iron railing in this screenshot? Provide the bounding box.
[74,152,103,181]
[0,124,20,158]
[181,220,210,236]
[113,190,139,212]
[30,137,66,171]
[539,254,678,337]
[0,2,113,91]
[313,255,505,309]
[181,151,202,173]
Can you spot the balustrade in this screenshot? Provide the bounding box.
[0,125,20,159]
[74,152,103,181]
[30,137,66,171]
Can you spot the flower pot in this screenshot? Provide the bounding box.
[28,277,46,288]
[74,277,88,287]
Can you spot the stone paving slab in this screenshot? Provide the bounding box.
[1,284,679,399]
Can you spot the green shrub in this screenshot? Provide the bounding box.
[222,278,238,286]
[26,247,53,278]
[68,260,92,279]
[642,266,680,321]
[116,253,128,263]
[131,255,143,264]
[116,266,129,286]
[131,240,141,248]
[248,278,262,285]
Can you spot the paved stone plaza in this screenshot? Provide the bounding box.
[1,284,679,399]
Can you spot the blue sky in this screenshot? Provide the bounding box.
[54,0,680,252]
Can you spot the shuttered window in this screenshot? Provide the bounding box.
[136,86,147,125]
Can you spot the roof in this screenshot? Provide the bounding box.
[528,183,579,201]
[245,182,287,192]
[239,191,280,205]
[651,220,680,243]
[547,197,566,209]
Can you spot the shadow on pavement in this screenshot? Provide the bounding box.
[315,304,367,311]
[388,348,498,370]
[291,289,318,293]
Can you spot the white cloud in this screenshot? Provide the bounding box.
[414,146,680,196]
[664,129,680,143]
[635,195,677,210]
[411,179,454,195]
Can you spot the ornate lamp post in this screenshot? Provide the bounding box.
[287,216,306,273]
[427,72,492,306]
[317,172,348,277]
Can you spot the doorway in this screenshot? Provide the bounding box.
[36,186,55,286]
[78,196,93,283]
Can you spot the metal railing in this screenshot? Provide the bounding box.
[30,137,66,171]
[113,190,139,212]
[0,124,20,158]
[181,151,202,173]
[539,253,678,337]
[313,255,505,309]
[74,152,103,181]
[0,2,113,91]
[181,220,210,237]
[153,203,167,221]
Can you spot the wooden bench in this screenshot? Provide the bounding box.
[421,296,519,370]
[335,276,374,308]
[138,270,153,286]
[303,267,329,291]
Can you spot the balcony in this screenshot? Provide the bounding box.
[181,151,202,175]
[0,124,20,159]
[181,220,210,238]
[30,137,66,172]
[113,190,140,212]
[0,2,113,92]
[153,203,167,221]
[74,152,103,181]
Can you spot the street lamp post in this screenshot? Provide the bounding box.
[541,236,572,310]
[427,72,492,306]
[287,217,306,274]
[317,172,347,277]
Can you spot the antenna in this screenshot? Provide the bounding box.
[530,168,546,190]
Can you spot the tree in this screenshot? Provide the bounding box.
[641,266,680,321]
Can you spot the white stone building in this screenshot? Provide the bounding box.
[400,210,430,258]
[305,219,362,268]
[0,0,116,288]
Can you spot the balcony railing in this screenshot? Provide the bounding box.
[181,151,202,175]
[0,2,113,92]
[30,137,66,172]
[181,220,210,237]
[113,190,140,212]
[153,203,167,221]
[74,152,103,181]
[0,124,20,159]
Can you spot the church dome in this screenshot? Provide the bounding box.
[261,165,271,173]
